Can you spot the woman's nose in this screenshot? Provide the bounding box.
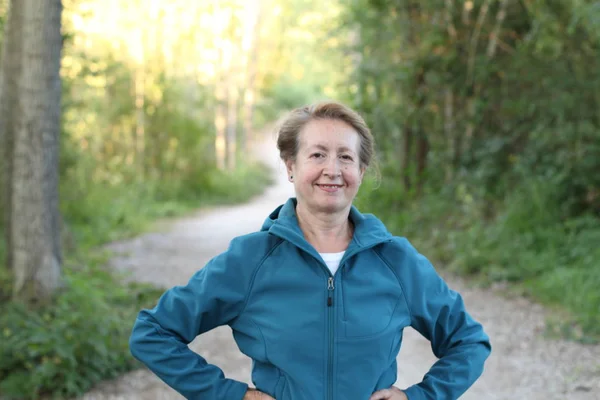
[323,157,341,177]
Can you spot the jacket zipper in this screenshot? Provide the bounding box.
[327,276,334,400]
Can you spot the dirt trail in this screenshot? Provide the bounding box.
[81,130,600,400]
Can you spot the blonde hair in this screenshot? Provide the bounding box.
[276,101,376,170]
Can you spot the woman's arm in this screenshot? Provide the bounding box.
[129,236,265,400]
[391,238,492,400]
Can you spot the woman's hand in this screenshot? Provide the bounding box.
[369,386,408,400]
[243,388,275,400]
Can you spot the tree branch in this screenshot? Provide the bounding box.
[466,0,491,86]
[487,0,509,59]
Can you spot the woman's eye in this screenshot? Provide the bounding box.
[312,153,324,158]
[341,155,353,161]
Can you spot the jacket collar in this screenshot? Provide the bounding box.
[262,198,392,262]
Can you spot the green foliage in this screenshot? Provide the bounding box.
[0,260,11,303]
[256,72,324,125]
[0,255,164,399]
[56,16,275,250]
[1,157,272,399]
[60,160,272,249]
[193,161,274,204]
[0,3,279,398]
[342,0,600,339]
[357,177,600,340]
[446,182,600,337]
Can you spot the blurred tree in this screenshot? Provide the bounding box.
[341,0,600,333]
[0,0,22,271]
[0,0,63,302]
[340,0,600,210]
[212,0,229,170]
[241,0,263,152]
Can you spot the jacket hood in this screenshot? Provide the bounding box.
[261,198,392,252]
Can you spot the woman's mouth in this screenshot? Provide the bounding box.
[316,184,343,192]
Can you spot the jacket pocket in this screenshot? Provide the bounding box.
[274,373,287,399]
[341,265,403,338]
[343,296,400,338]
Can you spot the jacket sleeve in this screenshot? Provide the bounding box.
[129,237,257,400]
[394,238,491,400]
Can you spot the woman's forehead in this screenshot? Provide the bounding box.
[303,118,354,132]
[304,143,357,153]
[299,119,360,149]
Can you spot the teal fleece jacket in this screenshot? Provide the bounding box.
[129,198,491,399]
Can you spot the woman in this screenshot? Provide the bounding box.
[129,101,491,400]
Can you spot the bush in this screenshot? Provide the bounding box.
[0,255,163,399]
[172,160,274,205]
[61,160,273,249]
[357,176,600,340]
[447,179,600,336]
[0,157,275,399]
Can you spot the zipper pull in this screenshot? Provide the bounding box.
[327,277,334,307]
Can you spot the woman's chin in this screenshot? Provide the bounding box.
[313,198,350,214]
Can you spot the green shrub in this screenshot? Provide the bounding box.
[177,161,274,205]
[61,160,273,249]
[0,256,163,399]
[528,215,600,337]
[359,176,600,340]
[0,158,274,399]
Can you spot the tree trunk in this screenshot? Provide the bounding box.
[487,0,509,59]
[214,82,227,170]
[453,120,463,170]
[213,0,227,171]
[445,0,457,38]
[462,0,472,25]
[11,0,63,303]
[134,21,146,179]
[414,70,428,196]
[134,65,146,178]
[241,0,262,152]
[416,133,429,197]
[462,0,507,162]
[402,2,425,193]
[402,125,413,191]
[464,0,492,149]
[0,0,25,271]
[444,86,455,181]
[226,80,238,171]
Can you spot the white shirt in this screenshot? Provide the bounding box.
[319,251,345,276]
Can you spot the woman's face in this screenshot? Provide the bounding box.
[287,119,365,216]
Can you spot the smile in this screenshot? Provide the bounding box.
[316,184,343,192]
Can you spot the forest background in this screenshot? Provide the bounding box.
[0,0,599,398]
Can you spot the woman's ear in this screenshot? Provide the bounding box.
[286,160,294,181]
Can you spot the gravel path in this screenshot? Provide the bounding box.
[81,131,600,400]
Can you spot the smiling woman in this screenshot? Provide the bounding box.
[276,103,374,254]
[284,118,364,251]
[129,101,491,400]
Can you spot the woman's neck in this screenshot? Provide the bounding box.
[295,204,353,253]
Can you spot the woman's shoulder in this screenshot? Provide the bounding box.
[225,231,284,262]
[376,236,446,286]
[202,231,284,280]
[378,235,418,254]
[375,235,430,271]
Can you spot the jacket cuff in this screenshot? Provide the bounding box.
[220,379,249,400]
[403,384,425,400]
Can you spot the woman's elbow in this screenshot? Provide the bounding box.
[129,314,157,362]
